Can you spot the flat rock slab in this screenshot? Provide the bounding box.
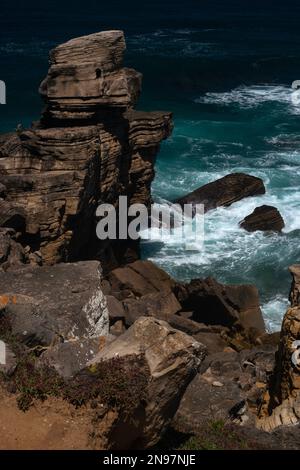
[175,173,265,213]
[0,261,109,345]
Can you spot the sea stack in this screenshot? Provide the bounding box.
[0,31,173,270]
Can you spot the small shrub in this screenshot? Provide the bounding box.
[63,354,149,416]
[11,355,65,411]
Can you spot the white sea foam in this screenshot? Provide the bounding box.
[195,85,294,109]
[262,296,289,332]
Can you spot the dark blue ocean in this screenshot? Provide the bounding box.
[1,0,300,330]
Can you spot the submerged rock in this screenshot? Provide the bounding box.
[240,205,285,233]
[175,173,265,213]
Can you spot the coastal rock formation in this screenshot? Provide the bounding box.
[39,31,141,123]
[89,316,206,449]
[0,228,25,270]
[175,173,265,213]
[289,264,300,307]
[104,260,266,353]
[174,346,276,432]
[256,306,300,432]
[0,261,109,346]
[0,31,173,269]
[240,205,285,233]
[255,267,300,432]
[175,277,265,332]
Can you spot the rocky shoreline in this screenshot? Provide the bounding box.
[0,30,299,450]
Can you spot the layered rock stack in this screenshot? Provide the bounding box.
[0,31,173,269]
[257,266,300,431]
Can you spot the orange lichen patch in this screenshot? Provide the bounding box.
[0,295,10,307]
[0,295,17,307]
[98,336,107,352]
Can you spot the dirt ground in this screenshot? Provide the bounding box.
[0,388,93,450]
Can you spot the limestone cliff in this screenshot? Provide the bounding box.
[0,31,173,269]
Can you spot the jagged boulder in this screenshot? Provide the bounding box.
[175,277,265,332]
[240,205,284,233]
[0,261,109,346]
[175,173,265,213]
[107,260,175,298]
[89,316,206,448]
[174,346,276,433]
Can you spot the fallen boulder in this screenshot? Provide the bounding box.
[89,316,206,448]
[175,277,265,332]
[175,173,265,213]
[239,205,284,233]
[123,291,181,326]
[107,260,175,298]
[174,346,276,433]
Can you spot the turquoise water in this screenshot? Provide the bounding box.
[1,1,300,330]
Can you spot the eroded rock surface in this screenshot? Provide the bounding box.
[240,205,284,233]
[0,31,173,269]
[0,261,109,345]
[289,264,300,307]
[256,267,300,432]
[175,173,265,213]
[89,316,206,448]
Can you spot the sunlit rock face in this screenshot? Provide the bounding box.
[0,31,173,269]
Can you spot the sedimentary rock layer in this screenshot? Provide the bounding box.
[0,31,173,268]
[240,205,284,233]
[175,173,265,213]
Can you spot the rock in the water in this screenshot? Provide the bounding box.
[240,205,284,233]
[0,31,173,269]
[175,277,265,332]
[0,261,109,346]
[89,316,206,448]
[175,173,265,213]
